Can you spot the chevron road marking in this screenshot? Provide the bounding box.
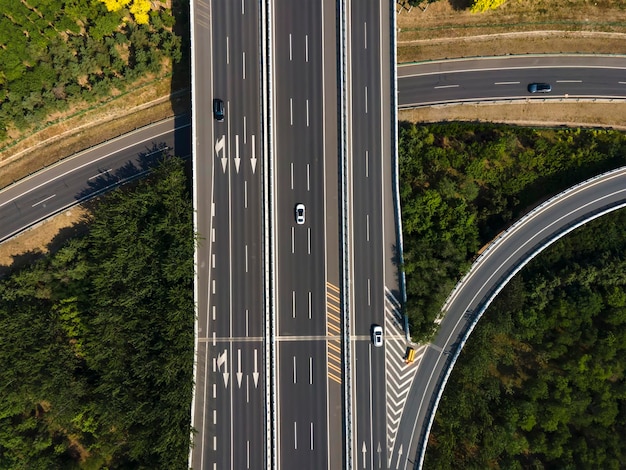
[327,282,342,384]
[384,288,425,461]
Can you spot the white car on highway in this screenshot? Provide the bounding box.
[295,203,305,225]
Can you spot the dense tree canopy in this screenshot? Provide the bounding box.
[426,207,626,469]
[0,156,194,468]
[0,0,181,141]
[399,122,626,340]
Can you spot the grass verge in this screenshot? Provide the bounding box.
[397,0,626,61]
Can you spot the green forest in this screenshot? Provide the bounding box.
[0,157,194,469]
[426,206,626,469]
[399,122,626,341]
[0,0,183,141]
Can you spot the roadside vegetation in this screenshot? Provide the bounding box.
[399,121,626,341]
[426,206,626,468]
[0,157,194,469]
[0,0,185,147]
[397,0,626,62]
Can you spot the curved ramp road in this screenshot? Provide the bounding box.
[390,167,626,470]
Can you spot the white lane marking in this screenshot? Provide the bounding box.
[365,150,369,178]
[212,253,215,268]
[434,84,459,89]
[291,226,295,254]
[364,86,368,113]
[290,162,294,189]
[292,290,296,318]
[367,278,371,306]
[213,435,217,451]
[250,134,257,174]
[246,440,250,468]
[366,214,370,242]
[246,375,250,403]
[226,36,230,64]
[212,383,216,398]
[244,180,248,208]
[306,99,310,127]
[294,422,298,449]
[293,356,297,383]
[494,81,520,85]
[308,291,312,319]
[619,81,626,84]
[290,98,293,125]
[309,356,313,384]
[310,422,314,450]
[289,34,293,61]
[211,202,215,217]
[245,244,249,273]
[307,227,311,254]
[32,194,55,207]
[212,279,215,294]
[556,79,582,83]
[241,0,245,14]
[305,34,309,62]
[212,331,215,346]
[243,116,247,144]
[242,52,246,80]
[213,409,217,424]
[212,228,215,242]
[88,168,112,180]
[246,309,249,337]
[212,305,216,321]
[307,164,310,191]
[369,344,374,469]
[0,123,187,210]
[364,21,367,49]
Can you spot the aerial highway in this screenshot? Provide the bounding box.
[3,42,626,470]
[345,1,405,469]
[270,0,343,467]
[190,0,266,468]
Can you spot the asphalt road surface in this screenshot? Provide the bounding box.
[271,0,342,468]
[190,0,265,468]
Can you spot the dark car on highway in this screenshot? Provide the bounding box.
[213,98,224,121]
[527,83,552,93]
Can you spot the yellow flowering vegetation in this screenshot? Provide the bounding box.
[470,0,508,13]
[100,0,151,24]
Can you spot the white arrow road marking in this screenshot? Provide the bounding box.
[377,442,382,468]
[215,135,227,173]
[253,349,259,387]
[251,134,257,174]
[216,349,229,387]
[395,444,403,470]
[234,135,241,173]
[362,442,367,468]
[236,349,243,388]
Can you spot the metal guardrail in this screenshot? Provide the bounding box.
[416,166,626,469]
[338,0,353,468]
[262,0,277,468]
[390,0,409,342]
[188,0,199,465]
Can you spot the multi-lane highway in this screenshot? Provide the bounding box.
[3,38,626,470]
[346,1,400,469]
[271,0,342,467]
[190,0,265,468]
